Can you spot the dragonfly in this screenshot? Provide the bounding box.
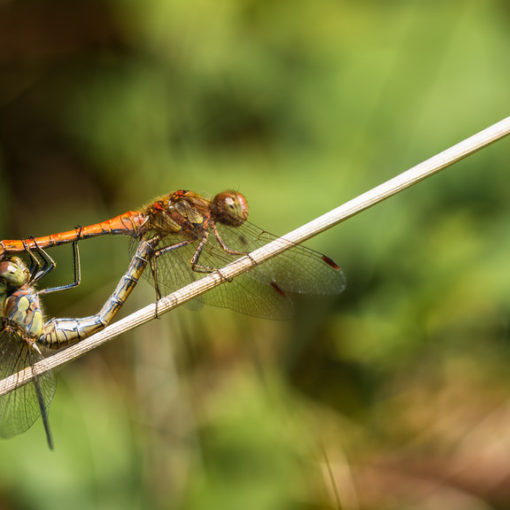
[0,190,345,318]
[0,237,158,448]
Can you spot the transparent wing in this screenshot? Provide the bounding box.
[0,329,55,438]
[131,233,292,319]
[215,221,346,295]
[130,221,345,319]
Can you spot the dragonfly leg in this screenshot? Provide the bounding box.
[189,232,214,273]
[22,238,54,282]
[154,238,195,258]
[210,220,258,269]
[150,254,162,318]
[38,234,82,295]
[188,229,248,277]
[189,232,235,282]
[211,221,249,256]
[40,237,157,348]
[152,238,195,316]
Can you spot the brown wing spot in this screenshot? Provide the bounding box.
[270,281,287,297]
[322,255,340,270]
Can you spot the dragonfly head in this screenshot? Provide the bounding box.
[211,191,249,227]
[0,256,30,289]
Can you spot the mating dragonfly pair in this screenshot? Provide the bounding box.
[0,190,345,447]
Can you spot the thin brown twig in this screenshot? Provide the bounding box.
[0,115,509,396]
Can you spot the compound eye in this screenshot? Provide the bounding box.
[212,191,249,227]
[0,258,30,287]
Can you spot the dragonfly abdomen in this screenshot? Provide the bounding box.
[39,237,157,348]
[41,315,108,348]
[0,211,144,257]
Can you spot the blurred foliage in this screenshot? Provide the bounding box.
[1,0,510,509]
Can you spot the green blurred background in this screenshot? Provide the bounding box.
[1,1,510,509]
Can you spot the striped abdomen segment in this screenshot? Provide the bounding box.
[40,237,157,348]
[0,211,145,256]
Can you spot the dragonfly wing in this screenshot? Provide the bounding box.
[130,218,346,320]
[0,330,55,438]
[131,235,294,319]
[214,221,346,295]
[189,238,294,318]
[130,234,202,293]
[203,277,294,319]
[129,235,204,311]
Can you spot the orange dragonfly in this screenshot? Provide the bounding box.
[0,238,158,447]
[1,190,345,318]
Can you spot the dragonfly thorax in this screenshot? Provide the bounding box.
[0,257,43,341]
[145,190,212,239]
[2,289,44,341]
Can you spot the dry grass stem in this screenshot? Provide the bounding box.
[0,116,509,396]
